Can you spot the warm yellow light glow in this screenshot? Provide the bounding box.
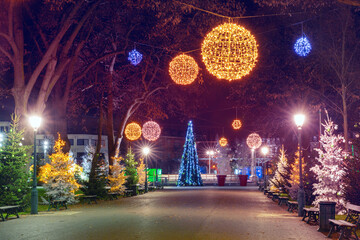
[219,137,228,147]
[294,114,305,129]
[201,23,258,81]
[169,54,199,85]
[124,122,142,141]
[232,119,242,130]
[246,133,262,149]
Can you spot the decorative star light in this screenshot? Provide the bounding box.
[219,137,228,147]
[246,133,262,149]
[232,119,242,130]
[142,121,161,141]
[169,54,199,85]
[124,122,142,141]
[294,36,312,57]
[128,49,143,66]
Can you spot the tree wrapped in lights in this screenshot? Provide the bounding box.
[287,148,306,200]
[108,155,127,194]
[39,134,82,204]
[142,121,161,141]
[294,36,312,56]
[125,122,142,141]
[201,23,258,81]
[269,145,290,192]
[169,54,199,85]
[124,148,139,189]
[137,158,147,186]
[311,117,346,212]
[177,121,203,186]
[0,115,31,206]
[128,49,143,66]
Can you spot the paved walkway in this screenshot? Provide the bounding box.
[1,187,330,240]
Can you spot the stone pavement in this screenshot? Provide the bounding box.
[0,186,331,240]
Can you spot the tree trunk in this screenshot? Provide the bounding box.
[342,84,349,152]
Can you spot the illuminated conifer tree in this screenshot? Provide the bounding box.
[108,155,126,194]
[269,145,289,191]
[137,158,146,186]
[287,149,306,200]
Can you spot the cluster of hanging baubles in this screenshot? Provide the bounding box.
[124,121,161,142]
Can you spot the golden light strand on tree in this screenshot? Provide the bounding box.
[137,158,147,186]
[201,23,258,81]
[108,155,127,194]
[232,119,242,130]
[169,54,199,85]
[124,122,142,141]
[219,137,228,147]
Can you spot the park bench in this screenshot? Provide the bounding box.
[107,192,120,200]
[287,201,298,213]
[327,203,360,240]
[263,188,269,195]
[301,207,319,224]
[0,205,20,221]
[138,187,145,194]
[272,193,280,202]
[48,199,67,211]
[124,189,134,197]
[267,191,274,199]
[278,196,289,206]
[80,195,97,204]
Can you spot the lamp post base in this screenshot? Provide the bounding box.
[297,188,305,217]
[30,187,38,214]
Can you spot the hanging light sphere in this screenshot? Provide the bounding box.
[142,121,161,141]
[124,122,142,141]
[219,137,228,147]
[294,36,311,57]
[246,133,262,149]
[232,119,242,130]
[128,49,143,66]
[201,23,258,81]
[169,54,199,85]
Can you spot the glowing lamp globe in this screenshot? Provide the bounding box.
[142,121,161,141]
[294,36,311,57]
[128,49,143,66]
[29,116,42,131]
[169,54,199,85]
[219,137,228,147]
[201,23,258,81]
[124,122,142,141]
[232,119,242,130]
[246,133,262,150]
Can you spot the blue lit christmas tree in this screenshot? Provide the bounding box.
[177,121,203,186]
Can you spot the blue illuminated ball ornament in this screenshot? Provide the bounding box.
[128,49,143,66]
[294,36,311,57]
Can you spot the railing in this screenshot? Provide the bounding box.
[160,174,243,185]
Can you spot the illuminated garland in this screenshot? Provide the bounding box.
[124,122,142,141]
[294,36,311,57]
[201,23,258,81]
[142,121,161,141]
[219,137,228,147]
[128,49,143,66]
[246,133,262,149]
[232,119,242,130]
[169,54,199,85]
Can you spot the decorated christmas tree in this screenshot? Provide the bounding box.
[80,144,95,181]
[39,134,81,204]
[177,121,203,186]
[137,158,146,186]
[287,148,306,200]
[269,145,289,192]
[124,148,139,189]
[108,155,127,194]
[0,114,31,206]
[311,116,346,212]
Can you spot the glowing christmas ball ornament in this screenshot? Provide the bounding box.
[294,36,311,57]
[219,137,228,147]
[142,121,161,141]
[201,23,258,81]
[232,119,242,130]
[124,122,142,141]
[246,133,262,149]
[128,49,143,66]
[169,54,199,85]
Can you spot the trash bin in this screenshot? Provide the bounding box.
[216,175,227,186]
[239,175,248,186]
[318,201,336,232]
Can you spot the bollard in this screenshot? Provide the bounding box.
[318,201,336,232]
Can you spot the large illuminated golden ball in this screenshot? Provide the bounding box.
[232,119,242,130]
[246,133,262,149]
[219,137,228,147]
[169,54,199,85]
[201,23,258,81]
[125,122,142,141]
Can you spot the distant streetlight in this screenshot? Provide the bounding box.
[206,150,215,174]
[261,146,269,189]
[43,140,49,163]
[261,146,269,156]
[142,147,150,193]
[29,115,42,214]
[294,113,305,217]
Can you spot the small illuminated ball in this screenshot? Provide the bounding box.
[219,137,228,147]
[124,122,142,141]
[169,54,199,85]
[142,121,161,141]
[201,23,258,81]
[294,36,311,57]
[128,49,143,66]
[232,119,242,130]
[246,133,262,149]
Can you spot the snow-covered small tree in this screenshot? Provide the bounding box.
[269,145,289,192]
[137,158,146,186]
[287,149,306,200]
[108,155,126,194]
[80,144,95,181]
[39,134,82,204]
[311,116,346,212]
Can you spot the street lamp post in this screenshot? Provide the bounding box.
[294,113,305,217]
[29,116,42,214]
[142,147,150,193]
[261,146,269,189]
[206,150,214,174]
